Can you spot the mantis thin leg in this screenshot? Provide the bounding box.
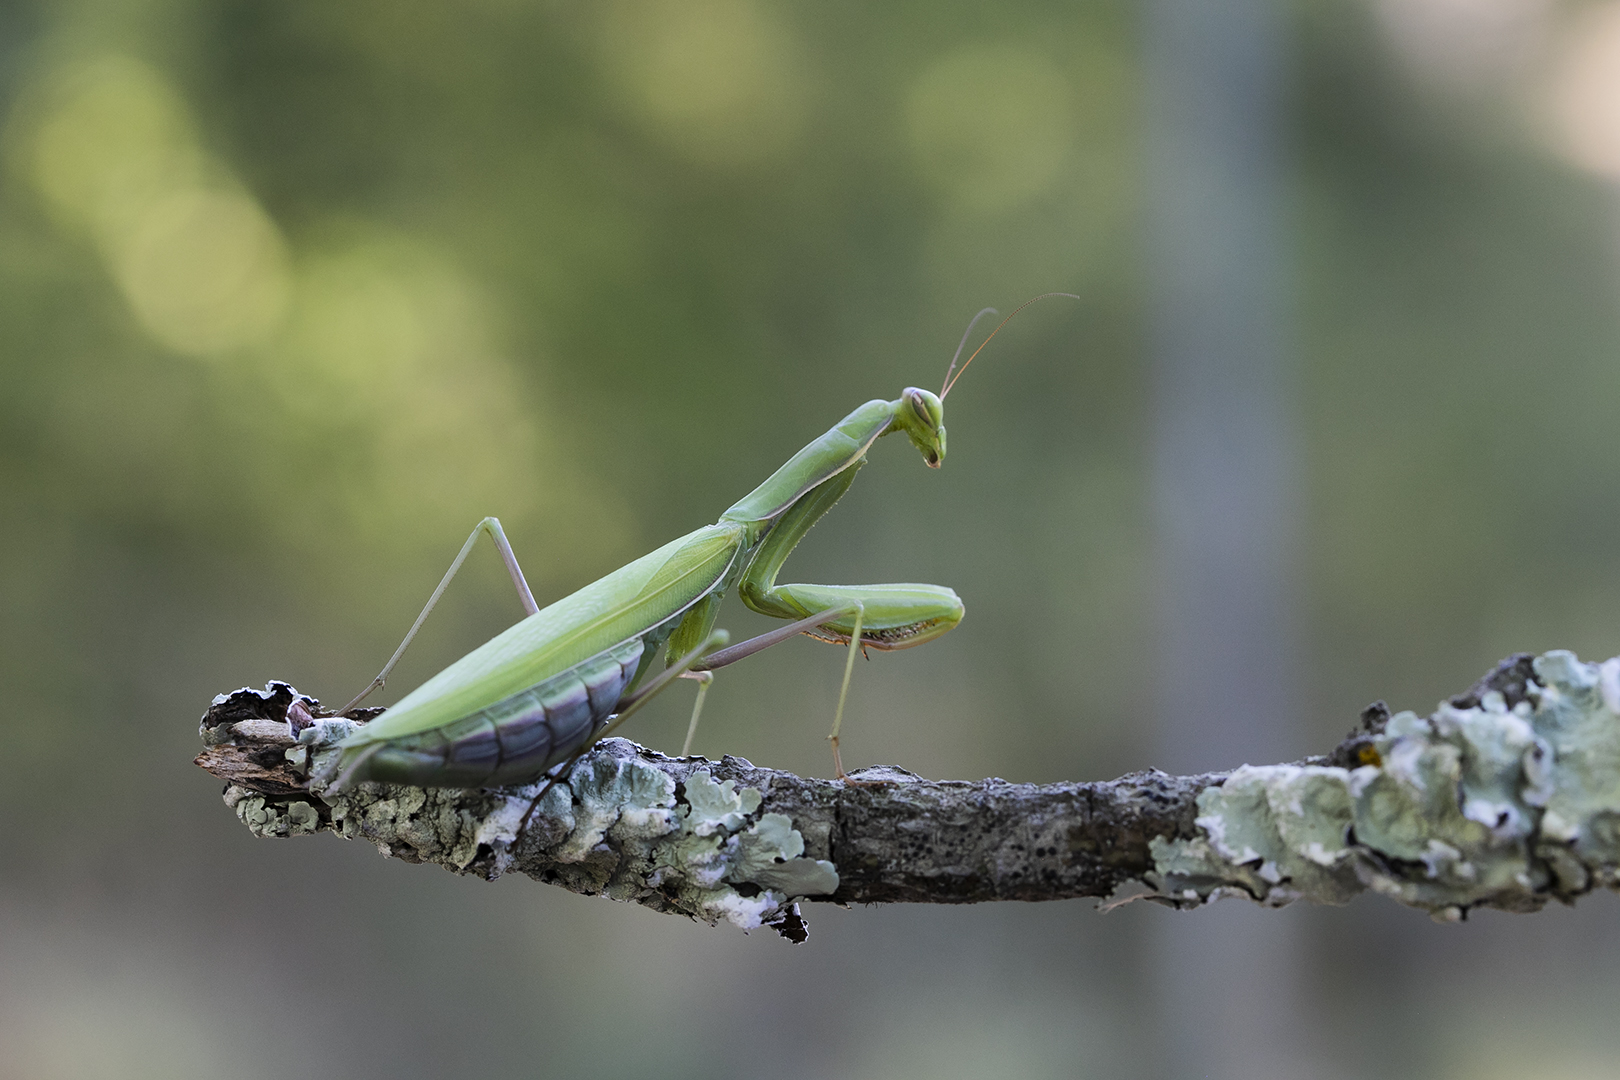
[607,629,729,726]
[675,603,862,757]
[828,602,865,780]
[728,461,958,777]
[679,671,712,757]
[339,517,540,716]
[691,604,861,671]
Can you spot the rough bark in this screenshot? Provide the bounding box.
[197,650,1620,940]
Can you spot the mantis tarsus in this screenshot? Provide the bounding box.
[310,294,1078,793]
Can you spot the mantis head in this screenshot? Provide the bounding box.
[896,386,946,468]
[894,293,1083,472]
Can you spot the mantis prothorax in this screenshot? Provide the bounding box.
[310,294,1079,792]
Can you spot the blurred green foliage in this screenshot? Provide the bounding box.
[5,0,1620,1076]
[0,0,1142,801]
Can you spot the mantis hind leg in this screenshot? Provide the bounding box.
[339,517,540,715]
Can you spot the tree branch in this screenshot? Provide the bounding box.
[196,650,1620,941]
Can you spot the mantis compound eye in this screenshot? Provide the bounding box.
[905,387,943,429]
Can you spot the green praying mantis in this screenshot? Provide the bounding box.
[309,294,1078,793]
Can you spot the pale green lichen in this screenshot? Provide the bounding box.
[1150,650,1620,917]
[737,813,842,896]
[226,790,322,838]
[682,770,761,834]
[285,801,320,834]
[1150,763,1363,907]
[262,720,838,933]
[1541,654,1620,882]
[645,770,839,930]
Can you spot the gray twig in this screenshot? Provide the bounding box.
[197,650,1620,941]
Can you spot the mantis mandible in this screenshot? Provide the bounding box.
[310,294,1078,793]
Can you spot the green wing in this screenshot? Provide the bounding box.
[346,521,746,743]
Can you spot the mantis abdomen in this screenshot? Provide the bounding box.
[351,638,647,787]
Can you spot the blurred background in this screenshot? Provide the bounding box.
[4,0,1620,1076]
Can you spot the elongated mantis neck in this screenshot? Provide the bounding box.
[719,388,946,543]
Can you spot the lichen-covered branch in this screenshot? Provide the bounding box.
[197,650,1620,939]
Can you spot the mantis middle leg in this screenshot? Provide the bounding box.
[677,465,963,776]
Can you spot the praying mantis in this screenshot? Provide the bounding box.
[311,295,1078,793]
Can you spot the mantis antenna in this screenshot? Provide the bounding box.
[939,291,1084,399]
[939,306,999,397]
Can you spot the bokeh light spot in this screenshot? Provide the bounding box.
[262,234,618,571]
[21,55,200,237]
[115,188,290,355]
[12,55,290,356]
[276,244,435,419]
[599,0,805,168]
[1546,1,1620,182]
[906,45,1074,214]
[1375,0,1550,91]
